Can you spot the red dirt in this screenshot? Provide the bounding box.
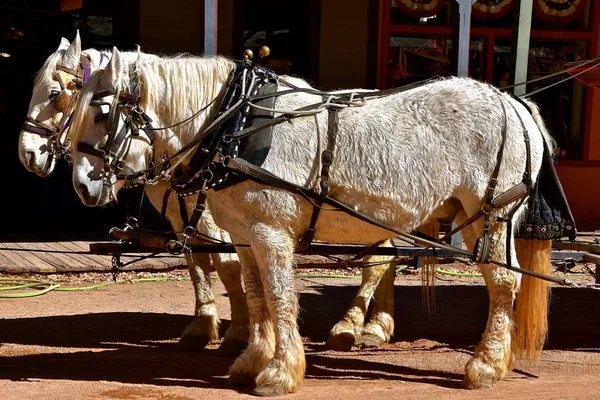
[1,271,599,399]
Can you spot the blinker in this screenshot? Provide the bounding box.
[53,90,70,112]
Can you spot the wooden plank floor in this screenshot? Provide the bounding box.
[1,232,596,274]
[0,242,186,273]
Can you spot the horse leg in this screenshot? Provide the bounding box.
[459,220,519,389]
[212,252,250,357]
[327,238,395,350]
[325,252,391,351]
[250,227,305,396]
[179,251,220,350]
[357,258,396,348]
[227,244,275,388]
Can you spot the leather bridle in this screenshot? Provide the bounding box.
[21,58,91,162]
[76,64,155,189]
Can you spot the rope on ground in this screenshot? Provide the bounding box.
[0,276,189,298]
[434,268,482,278]
[0,265,483,298]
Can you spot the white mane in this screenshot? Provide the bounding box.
[71,54,236,163]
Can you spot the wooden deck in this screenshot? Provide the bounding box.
[2,233,598,276]
[0,241,186,273]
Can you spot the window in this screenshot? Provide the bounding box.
[388,35,453,87]
[494,38,588,160]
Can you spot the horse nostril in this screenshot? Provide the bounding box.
[25,151,34,166]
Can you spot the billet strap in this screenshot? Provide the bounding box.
[160,187,173,221]
[177,194,190,227]
[188,191,208,229]
[297,108,339,251]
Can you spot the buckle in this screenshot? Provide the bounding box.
[481,203,493,214]
[321,150,333,166]
[183,225,197,238]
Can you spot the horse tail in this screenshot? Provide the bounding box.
[419,219,440,315]
[511,98,553,364]
[512,238,551,364]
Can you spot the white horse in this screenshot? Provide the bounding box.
[70,49,552,396]
[63,47,414,351]
[17,34,249,354]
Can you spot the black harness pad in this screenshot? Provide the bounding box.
[516,144,577,240]
[238,82,278,167]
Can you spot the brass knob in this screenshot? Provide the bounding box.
[259,46,270,58]
[243,49,254,60]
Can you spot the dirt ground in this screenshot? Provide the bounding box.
[1,267,599,399]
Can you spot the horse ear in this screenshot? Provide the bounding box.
[58,37,70,52]
[135,44,141,62]
[103,47,122,87]
[61,30,81,70]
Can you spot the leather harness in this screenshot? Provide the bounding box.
[78,57,534,274]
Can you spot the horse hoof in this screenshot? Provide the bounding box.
[325,331,356,351]
[253,384,287,397]
[176,334,210,351]
[215,340,248,357]
[227,372,255,388]
[356,333,385,349]
[462,374,494,389]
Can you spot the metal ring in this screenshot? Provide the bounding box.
[166,240,185,255]
[222,134,233,143]
[202,169,214,182]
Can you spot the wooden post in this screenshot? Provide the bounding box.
[204,0,218,55]
[509,0,533,96]
[456,0,477,77]
[450,222,463,248]
[452,0,476,246]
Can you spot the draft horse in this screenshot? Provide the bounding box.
[69,48,554,396]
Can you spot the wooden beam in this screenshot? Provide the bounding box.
[509,0,533,96]
[204,0,218,55]
[456,0,477,77]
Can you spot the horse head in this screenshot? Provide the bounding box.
[18,31,87,176]
[70,47,153,207]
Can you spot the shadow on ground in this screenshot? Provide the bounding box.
[0,283,598,391]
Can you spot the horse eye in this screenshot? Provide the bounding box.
[49,90,60,100]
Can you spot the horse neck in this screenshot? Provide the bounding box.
[139,57,235,159]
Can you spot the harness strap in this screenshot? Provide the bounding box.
[188,191,208,229]
[255,76,441,103]
[225,157,473,258]
[56,65,83,80]
[22,118,56,136]
[177,194,190,227]
[297,108,339,251]
[160,187,173,222]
